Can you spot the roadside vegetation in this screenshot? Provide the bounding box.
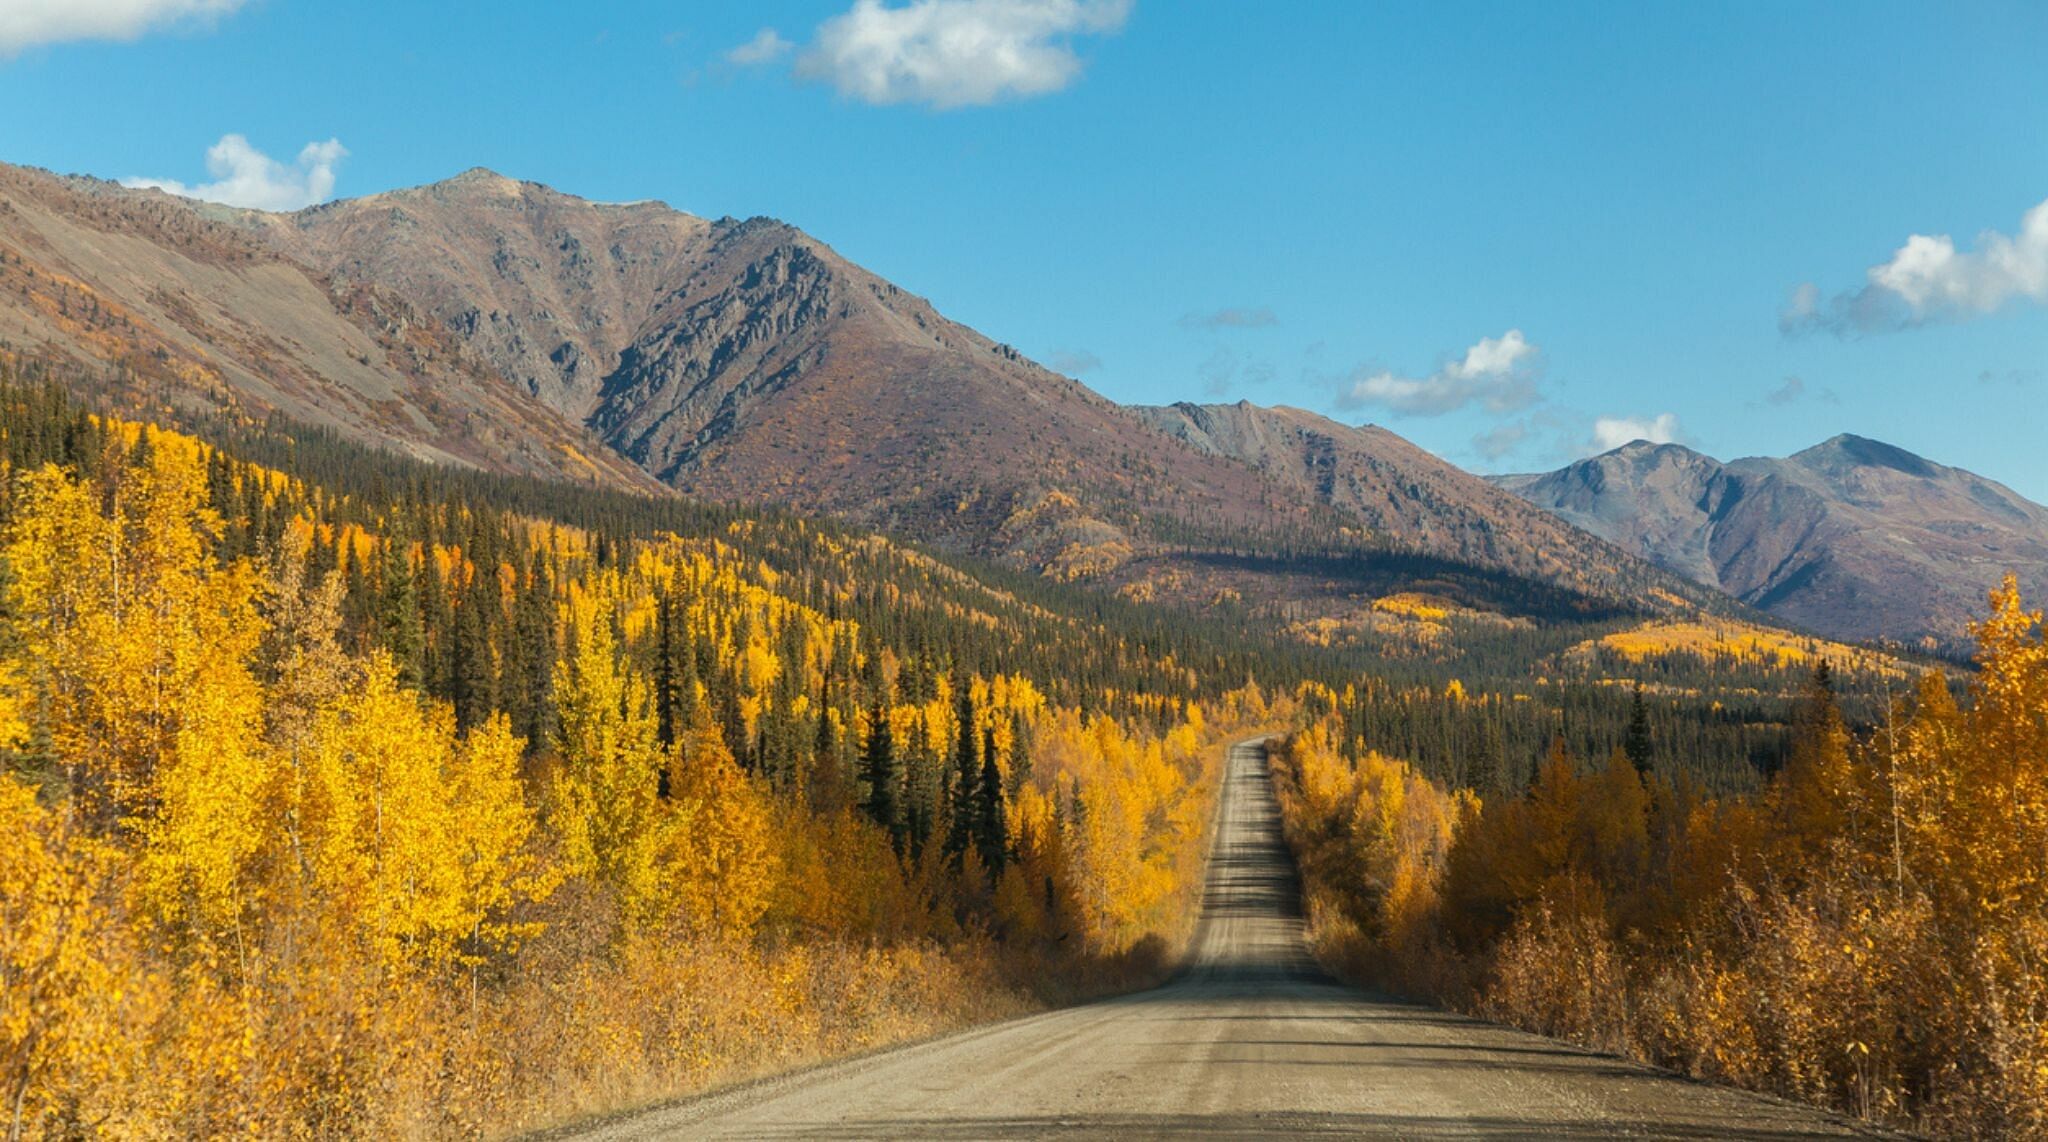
[1273,585,2048,1138]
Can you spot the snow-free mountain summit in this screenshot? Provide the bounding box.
[1498,436,2048,652]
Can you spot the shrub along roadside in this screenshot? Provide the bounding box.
[1272,582,2048,1139]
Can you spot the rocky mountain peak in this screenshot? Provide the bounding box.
[1793,433,1938,479]
[443,166,517,187]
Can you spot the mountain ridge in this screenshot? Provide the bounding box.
[1132,400,1714,609]
[0,160,1739,633]
[1496,435,2048,651]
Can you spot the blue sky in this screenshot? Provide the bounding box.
[3,1,2045,497]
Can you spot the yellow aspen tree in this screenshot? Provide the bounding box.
[3,466,119,815]
[1769,668,1859,876]
[300,658,548,966]
[138,629,270,939]
[448,714,554,971]
[663,715,778,938]
[0,776,147,1141]
[547,599,669,931]
[1952,576,2048,928]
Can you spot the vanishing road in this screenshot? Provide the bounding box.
[579,738,1871,1139]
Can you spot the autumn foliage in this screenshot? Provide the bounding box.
[0,414,1251,1137]
[1275,578,2048,1138]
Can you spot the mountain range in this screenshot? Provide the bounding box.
[3,158,2040,651]
[1497,437,2048,653]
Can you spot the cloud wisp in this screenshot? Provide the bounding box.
[1784,196,2048,335]
[0,0,246,55]
[1588,412,1683,455]
[1045,348,1101,375]
[1178,306,1277,331]
[124,135,348,212]
[1472,421,1531,462]
[1749,375,1840,410]
[1196,347,1236,396]
[1337,329,1540,417]
[727,28,794,66]
[785,0,1130,109]
[1763,376,1807,406]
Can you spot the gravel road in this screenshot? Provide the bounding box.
[572,738,1875,1139]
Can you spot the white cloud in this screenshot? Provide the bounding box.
[1338,329,1540,417]
[0,0,246,54]
[795,0,1130,109]
[727,27,793,66]
[123,135,347,212]
[1784,196,2048,335]
[1589,412,1682,455]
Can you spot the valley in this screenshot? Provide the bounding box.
[1,154,2042,1142]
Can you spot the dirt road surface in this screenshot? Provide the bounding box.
[571,738,1872,1139]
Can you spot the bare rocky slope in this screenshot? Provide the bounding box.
[0,163,655,490]
[1,160,1729,625]
[253,170,1336,575]
[250,171,1721,618]
[1497,437,2048,652]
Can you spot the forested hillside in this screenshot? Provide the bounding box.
[0,371,1270,1136]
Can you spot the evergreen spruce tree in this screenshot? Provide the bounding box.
[418,545,452,698]
[378,532,424,689]
[976,724,1007,875]
[450,571,496,733]
[1624,681,1653,774]
[655,590,682,747]
[511,549,556,749]
[860,702,902,849]
[809,705,846,812]
[946,686,978,862]
[1004,715,1032,799]
[716,675,749,770]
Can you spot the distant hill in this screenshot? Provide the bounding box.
[1132,401,1703,607]
[1496,436,2048,652]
